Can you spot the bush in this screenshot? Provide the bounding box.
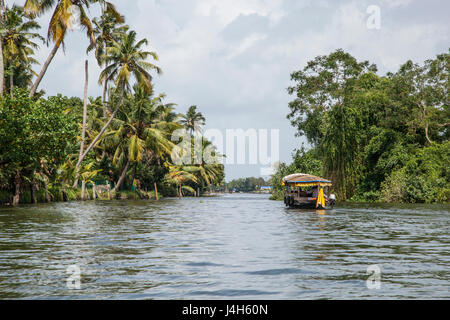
[381,142,450,203]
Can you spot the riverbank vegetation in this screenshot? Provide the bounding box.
[271,49,449,204]
[0,1,224,206]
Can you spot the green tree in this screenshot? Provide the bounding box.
[87,10,128,109]
[180,105,206,136]
[1,5,44,94]
[287,49,377,199]
[24,0,122,97]
[0,89,78,205]
[75,30,161,175]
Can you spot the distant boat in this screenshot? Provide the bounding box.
[260,186,273,193]
[282,173,336,209]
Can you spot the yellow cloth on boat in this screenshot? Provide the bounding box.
[316,188,325,208]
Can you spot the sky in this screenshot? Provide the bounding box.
[23,0,449,181]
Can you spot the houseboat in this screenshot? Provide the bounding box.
[282,173,336,209]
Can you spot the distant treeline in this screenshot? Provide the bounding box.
[226,177,270,192]
[271,49,449,203]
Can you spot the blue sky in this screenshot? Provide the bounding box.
[27,0,449,180]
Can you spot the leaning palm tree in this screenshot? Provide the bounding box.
[165,165,198,197]
[74,30,161,178]
[1,5,44,94]
[24,0,122,97]
[180,105,206,136]
[190,138,223,196]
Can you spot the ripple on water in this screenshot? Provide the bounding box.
[0,195,449,299]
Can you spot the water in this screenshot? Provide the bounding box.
[0,194,448,299]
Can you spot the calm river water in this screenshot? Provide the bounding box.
[0,194,448,299]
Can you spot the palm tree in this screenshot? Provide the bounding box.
[24,0,122,97]
[165,165,198,197]
[74,30,162,177]
[180,105,206,136]
[72,59,89,189]
[1,5,44,94]
[102,87,177,192]
[190,138,223,196]
[87,10,127,108]
[0,0,7,95]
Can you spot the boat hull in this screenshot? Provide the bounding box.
[284,195,335,210]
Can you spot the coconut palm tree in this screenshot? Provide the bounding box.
[1,5,44,94]
[102,87,177,192]
[0,0,8,96]
[180,105,206,136]
[75,30,161,176]
[87,10,127,108]
[24,0,122,97]
[189,138,223,195]
[165,165,198,197]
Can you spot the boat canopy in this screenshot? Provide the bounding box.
[282,173,332,187]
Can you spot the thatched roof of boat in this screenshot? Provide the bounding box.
[282,173,332,185]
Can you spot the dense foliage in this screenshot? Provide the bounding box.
[0,2,224,205]
[272,49,449,203]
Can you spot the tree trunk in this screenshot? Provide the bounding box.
[76,89,125,170]
[62,184,68,202]
[44,181,51,203]
[102,80,108,115]
[12,170,21,206]
[92,183,97,200]
[113,159,130,192]
[81,181,86,201]
[0,0,6,96]
[130,164,137,187]
[30,183,35,204]
[73,60,89,188]
[31,171,37,204]
[29,36,64,97]
[154,182,159,200]
[0,39,3,95]
[425,123,432,145]
[107,183,111,200]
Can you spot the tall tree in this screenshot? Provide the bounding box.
[180,105,205,136]
[2,5,44,94]
[393,52,450,145]
[0,0,6,95]
[72,60,89,188]
[287,49,377,199]
[87,10,127,109]
[101,86,177,192]
[74,30,161,177]
[24,0,122,97]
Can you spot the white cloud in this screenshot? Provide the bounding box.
[30,0,449,179]
[380,0,412,8]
